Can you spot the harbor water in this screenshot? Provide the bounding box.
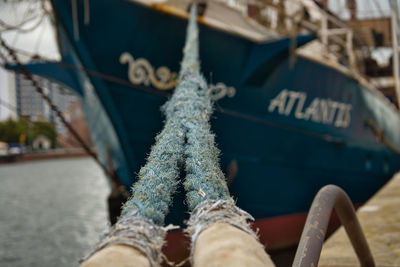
[0,158,110,267]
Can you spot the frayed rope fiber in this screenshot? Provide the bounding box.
[186,199,258,245]
[81,209,166,267]
[83,5,258,267]
[178,2,231,212]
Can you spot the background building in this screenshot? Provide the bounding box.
[15,73,77,135]
[0,72,93,149]
[0,70,17,121]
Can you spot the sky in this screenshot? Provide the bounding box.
[329,0,391,19]
[0,1,59,120]
[0,1,59,59]
[0,68,12,120]
[0,0,396,120]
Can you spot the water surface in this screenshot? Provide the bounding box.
[0,158,110,267]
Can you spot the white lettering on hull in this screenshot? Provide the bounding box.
[268,89,352,128]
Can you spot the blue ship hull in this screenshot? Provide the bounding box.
[18,0,400,253]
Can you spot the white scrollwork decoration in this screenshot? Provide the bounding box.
[120,52,177,90]
[120,52,236,100]
[208,82,236,101]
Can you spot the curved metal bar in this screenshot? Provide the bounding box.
[292,184,375,267]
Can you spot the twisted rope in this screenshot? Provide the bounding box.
[84,5,257,266]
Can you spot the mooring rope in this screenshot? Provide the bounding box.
[83,5,260,266]
[121,3,233,227]
[178,3,231,211]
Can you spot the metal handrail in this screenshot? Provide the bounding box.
[292,185,375,267]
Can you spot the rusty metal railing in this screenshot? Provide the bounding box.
[292,185,375,267]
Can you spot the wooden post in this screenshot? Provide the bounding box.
[321,15,328,46]
[391,7,400,107]
[346,29,356,71]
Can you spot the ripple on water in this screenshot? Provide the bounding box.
[0,158,110,267]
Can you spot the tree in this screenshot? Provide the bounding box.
[0,118,57,148]
[32,121,57,148]
[0,118,27,143]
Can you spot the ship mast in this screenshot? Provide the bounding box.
[346,0,357,20]
[390,0,400,107]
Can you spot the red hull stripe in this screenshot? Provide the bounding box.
[162,213,309,263]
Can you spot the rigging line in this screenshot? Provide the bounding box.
[0,15,46,34]
[365,118,400,154]
[51,58,346,143]
[2,46,170,96]
[41,1,52,16]
[356,10,391,15]
[40,0,56,25]
[21,0,35,25]
[11,30,19,50]
[33,17,47,54]
[5,45,60,61]
[84,0,90,25]
[71,0,79,40]
[52,60,171,97]
[337,0,347,16]
[371,0,386,18]
[0,48,8,63]
[4,47,349,144]
[215,106,338,142]
[0,37,122,187]
[0,5,44,33]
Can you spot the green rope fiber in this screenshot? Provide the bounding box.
[121,4,230,225]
